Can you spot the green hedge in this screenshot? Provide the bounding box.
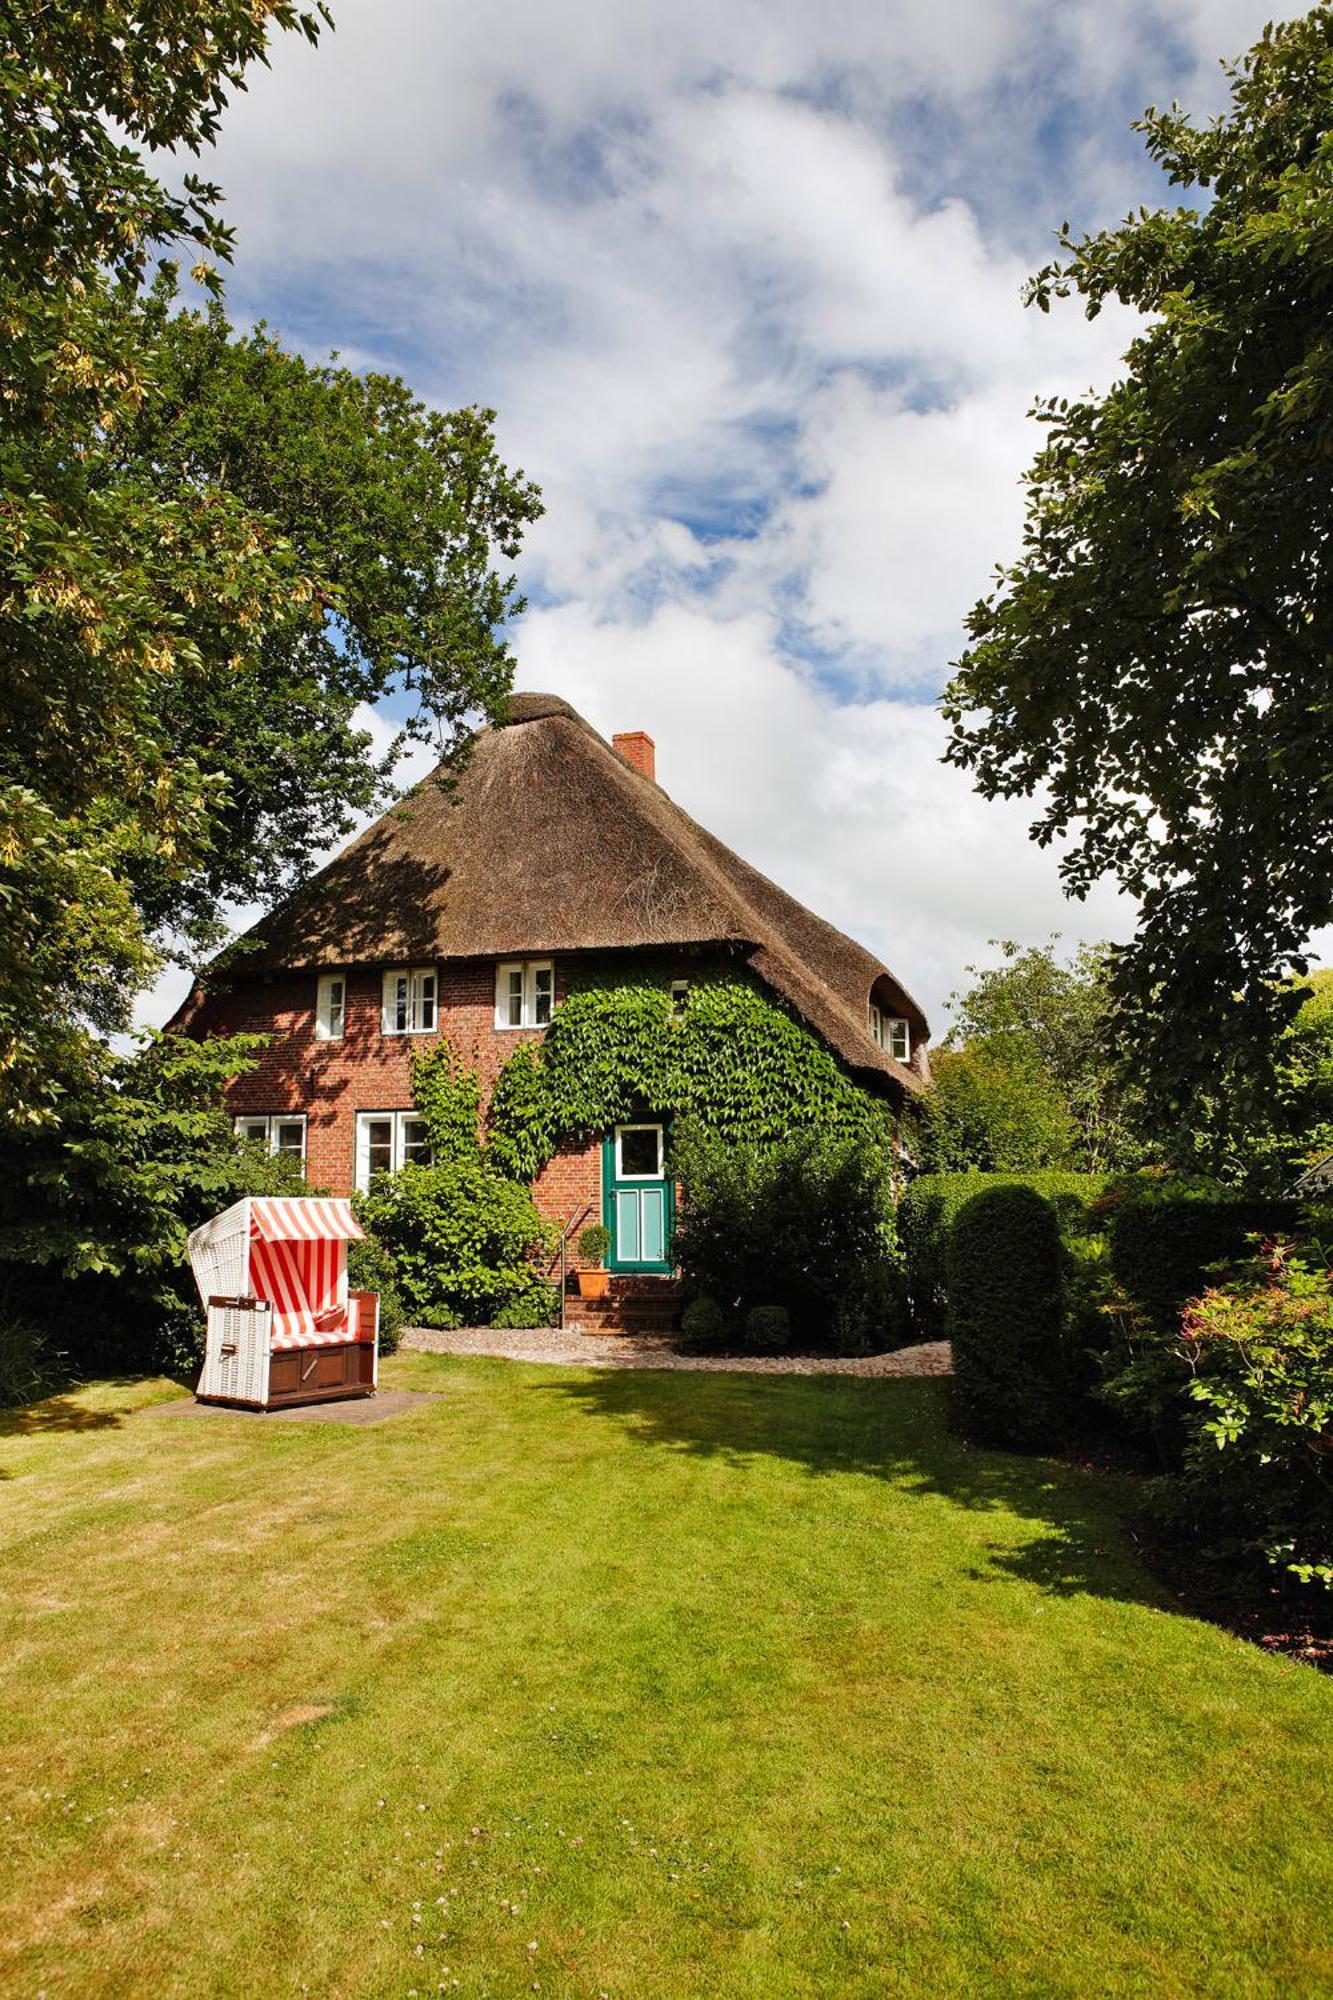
[901,1172,1114,1341]
[1109,1182,1301,1328]
[948,1185,1068,1449]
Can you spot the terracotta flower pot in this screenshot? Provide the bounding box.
[576,1267,611,1300]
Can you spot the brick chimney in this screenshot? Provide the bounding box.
[612,730,656,783]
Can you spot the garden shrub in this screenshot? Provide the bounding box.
[347,1231,407,1353]
[744,1305,791,1354]
[679,1295,729,1350]
[901,1171,1113,1342]
[0,1029,307,1380]
[1108,1180,1301,1328]
[1150,1238,1333,1593]
[355,1160,557,1331]
[672,1123,901,1354]
[947,1184,1068,1449]
[0,1299,56,1408]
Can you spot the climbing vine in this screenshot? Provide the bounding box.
[486,977,895,1178]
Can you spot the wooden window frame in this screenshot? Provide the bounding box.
[354,1109,433,1191]
[494,959,555,1030]
[381,966,438,1036]
[234,1113,307,1163]
[614,1121,665,1181]
[315,971,346,1041]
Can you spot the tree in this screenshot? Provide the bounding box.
[1,3,541,1124]
[918,1044,1077,1173]
[943,9,1333,1162]
[917,939,1145,1172]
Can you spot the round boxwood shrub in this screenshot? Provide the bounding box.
[744,1305,791,1353]
[680,1295,729,1350]
[948,1183,1067,1450]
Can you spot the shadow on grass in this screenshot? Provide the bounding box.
[0,1376,149,1440]
[536,1368,1166,1613]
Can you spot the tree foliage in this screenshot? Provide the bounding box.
[944,9,1333,1157]
[1,1,540,1124]
[918,940,1144,1172]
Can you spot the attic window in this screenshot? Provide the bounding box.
[315,972,346,1041]
[870,1005,911,1061]
[381,967,437,1035]
[496,960,554,1030]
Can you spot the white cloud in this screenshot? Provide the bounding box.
[131,0,1295,1032]
[514,601,1132,1026]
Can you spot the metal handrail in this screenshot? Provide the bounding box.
[552,1202,594,1329]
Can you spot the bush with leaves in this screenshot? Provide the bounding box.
[354,1161,556,1331]
[672,1123,901,1354]
[1149,1239,1333,1594]
[0,1029,305,1379]
[947,1184,1070,1450]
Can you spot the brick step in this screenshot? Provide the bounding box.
[564,1280,682,1335]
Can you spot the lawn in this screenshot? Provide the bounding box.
[2,1355,1331,1999]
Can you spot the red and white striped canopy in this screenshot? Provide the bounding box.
[248,1197,363,1243]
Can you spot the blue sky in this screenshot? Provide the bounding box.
[142,0,1289,1031]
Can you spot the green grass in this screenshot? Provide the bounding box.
[2,1355,1331,1999]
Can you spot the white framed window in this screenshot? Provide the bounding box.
[494,959,554,1029]
[670,979,690,1020]
[381,966,438,1035]
[869,1003,911,1061]
[354,1110,433,1191]
[234,1114,307,1162]
[315,971,346,1041]
[615,1122,664,1180]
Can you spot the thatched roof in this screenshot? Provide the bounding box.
[216,692,928,1095]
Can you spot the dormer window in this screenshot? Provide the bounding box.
[495,960,554,1029]
[381,967,438,1035]
[315,972,346,1041]
[870,1004,911,1061]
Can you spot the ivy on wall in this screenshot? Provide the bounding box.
[485,978,895,1178]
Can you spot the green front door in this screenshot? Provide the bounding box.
[603,1123,674,1273]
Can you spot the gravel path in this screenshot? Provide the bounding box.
[400,1325,952,1376]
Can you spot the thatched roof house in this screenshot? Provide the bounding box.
[225,691,929,1095]
[176,692,929,1266]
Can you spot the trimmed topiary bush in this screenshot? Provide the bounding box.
[744,1305,791,1354]
[948,1183,1067,1449]
[901,1171,1113,1341]
[577,1223,611,1266]
[680,1295,729,1350]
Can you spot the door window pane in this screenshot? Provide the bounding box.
[618,1125,662,1178]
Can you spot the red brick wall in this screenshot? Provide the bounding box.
[176,949,736,1260]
